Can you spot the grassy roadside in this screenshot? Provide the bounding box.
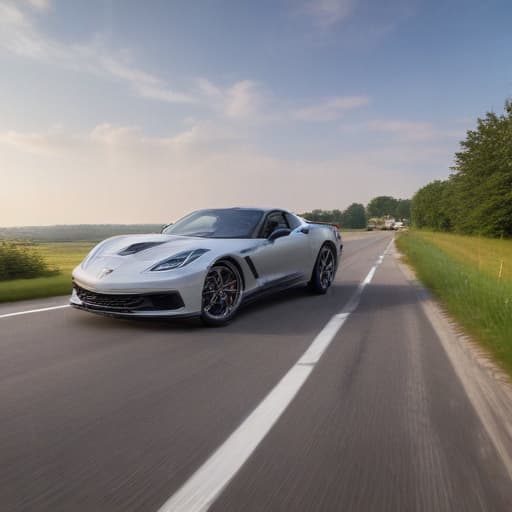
[396,231,512,376]
[0,242,94,303]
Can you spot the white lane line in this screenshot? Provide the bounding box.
[0,304,70,319]
[158,236,394,512]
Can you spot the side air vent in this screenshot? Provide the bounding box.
[118,242,165,256]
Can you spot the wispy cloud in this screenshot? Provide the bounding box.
[292,95,369,121]
[0,2,195,103]
[0,2,371,123]
[225,80,268,120]
[25,0,50,10]
[353,119,464,142]
[301,0,353,27]
[197,78,272,122]
[366,119,436,141]
[198,79,369,123]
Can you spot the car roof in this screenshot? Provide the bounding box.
[209,207,292,214]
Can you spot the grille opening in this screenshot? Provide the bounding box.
[74,284,184,312]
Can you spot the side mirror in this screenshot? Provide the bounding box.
[161,223,172,233]
[268,228,292,241]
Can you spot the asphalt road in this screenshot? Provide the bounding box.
[1,231,511,511]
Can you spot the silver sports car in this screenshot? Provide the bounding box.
[71,208,342,325]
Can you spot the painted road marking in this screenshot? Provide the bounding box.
[158,237,394,512]
[0,304,70,319]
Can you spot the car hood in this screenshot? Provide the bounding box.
[79,234,258,277]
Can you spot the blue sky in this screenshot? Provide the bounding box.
[1,0,511,225]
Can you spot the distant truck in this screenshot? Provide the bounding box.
[384,218,396,230]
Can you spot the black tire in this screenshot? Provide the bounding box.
[309,244,336,294]
[200,260,243,326]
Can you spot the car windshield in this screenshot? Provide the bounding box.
[162,209,263,238]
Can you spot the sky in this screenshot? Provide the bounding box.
[0,0,511,226]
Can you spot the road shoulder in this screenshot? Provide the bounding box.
[393,240,512,480]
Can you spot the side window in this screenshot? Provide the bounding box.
[285,213,301,230]
[261,212,289,238]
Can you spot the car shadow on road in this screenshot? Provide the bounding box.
[69,282,423,338]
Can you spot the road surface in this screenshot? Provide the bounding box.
[1,231,511,511]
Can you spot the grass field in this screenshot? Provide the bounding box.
[412,231,512,282]
[0,242,94,303]
[396,231,512,376]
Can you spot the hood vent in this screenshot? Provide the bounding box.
[118,241,166,256]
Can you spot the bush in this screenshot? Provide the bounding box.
[0,241,59,281]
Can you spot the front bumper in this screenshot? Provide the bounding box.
[70,283,189,317]
[70,265,207,317]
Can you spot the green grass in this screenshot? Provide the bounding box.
[410,231,512,282]
[0,242,94,303]
[396,231,512,376]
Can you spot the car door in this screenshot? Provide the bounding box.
[247,210,311,287]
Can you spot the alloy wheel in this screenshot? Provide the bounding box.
[202,262,242,321]
[318,246,335,289]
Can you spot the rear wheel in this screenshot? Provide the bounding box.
[309,244,336,294]
[200,260,242,326]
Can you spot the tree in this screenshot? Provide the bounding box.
[341,203,367,229]
[298,209,343,224]
[411,180,452,230]
[449,99,512,236]
[366,196,399,218]
[411,99,512,236]
[395,199,411,220]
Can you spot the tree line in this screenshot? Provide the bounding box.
[411,100,512,237]
[0,224,163,242]
[299,197,411,229]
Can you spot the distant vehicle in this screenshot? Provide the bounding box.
[384,218,396,230]
[71,208,342,325]
[393,221,404,230]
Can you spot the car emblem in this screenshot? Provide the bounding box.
[98,268,114,279]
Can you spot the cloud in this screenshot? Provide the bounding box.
[301,0,353,27]
[225,80,268,120]
[25,0,50,9]
[0,3,370,123]
[196,80,369,124]
[0,122,453,226]
[365,119,437,141]
[292,95,369,122]
[197,78,272,122]
[0,2,194,103]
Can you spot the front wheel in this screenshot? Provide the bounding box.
[200,260,242,326]
[309,244,336,294]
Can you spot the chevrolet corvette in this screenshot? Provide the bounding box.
[70,208,342,325]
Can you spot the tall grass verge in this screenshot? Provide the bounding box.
[396,232,512,376]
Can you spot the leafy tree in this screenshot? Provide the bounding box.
[366,196,399,218]
[341,203,367,228]
[410,99,512,237]
[395,199,411,220]
[411,180,452,230]
[449,99,512,236]
[298,209,343,224]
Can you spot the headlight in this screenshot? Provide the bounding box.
[150,249,209,272]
